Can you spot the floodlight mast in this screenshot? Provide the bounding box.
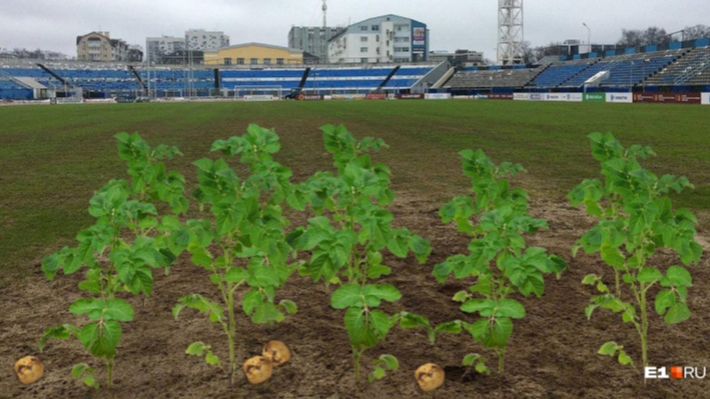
[322,0,328,28]
[497,0,524,65]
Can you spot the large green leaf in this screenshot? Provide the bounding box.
[90,320,122,358]
[369,309,392,337]
[344,307,377,348]
[664,302,691,324]
[461,299,494,315]
[362,284,401,307]
[225,267,249,283]
[666,266,692,287]
[468,317,513,349]
[637,268,662,283]
[251,302,285,324]
[105,298,134,322]
[497,299,526,319]
[331,284,363,309]
[242,289,264,315]
[654,289,676,315]
[69,299,102,316]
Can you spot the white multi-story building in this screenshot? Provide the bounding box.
[185,29,230,51]
[328,14,429,64]
[146,36,186,62]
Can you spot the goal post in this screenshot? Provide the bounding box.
[234,85,283,101]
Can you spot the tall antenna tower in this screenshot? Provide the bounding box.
[322,0,328,28]
[497,0,524,65]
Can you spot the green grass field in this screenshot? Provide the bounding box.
[1,100,708,279]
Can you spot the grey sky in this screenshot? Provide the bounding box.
[1,0,708,59]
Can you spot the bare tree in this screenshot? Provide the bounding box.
[618,29,644,47]
[683,25,710,40]
[618,27,670,47]
[642,26,669,45]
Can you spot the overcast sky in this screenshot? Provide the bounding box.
[1,0,708,59]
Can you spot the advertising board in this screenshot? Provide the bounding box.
[675,93,702,104]
[297,94,324,101]
[606,93,633,103]
[365,93,386,100]
[396,93,425,100]
[583,93,606,102]
[488,94,513,100]
[543,93,582,102]
[425,93,452,100]
[513,93,530,101]
[703,93,710,105]
[633,93,655,103]
[413,27,426,46]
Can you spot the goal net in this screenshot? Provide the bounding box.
[234,85,282,101]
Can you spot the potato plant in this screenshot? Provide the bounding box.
[290,125,431,380]
[569,132,703,371]
[39,133,187,388]
[172,125,298,386]
[431,149,567,373]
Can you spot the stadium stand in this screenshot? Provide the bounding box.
[644,46,710,86]
[447,67,541,89]
[527,59,599,88]
[0,59,438,98]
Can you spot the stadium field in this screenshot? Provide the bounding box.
[1,100,708,275]
[1,100,708,398]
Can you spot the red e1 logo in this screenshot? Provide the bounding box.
[671,367,684,379]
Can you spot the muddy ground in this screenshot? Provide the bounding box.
[1,192,709,399]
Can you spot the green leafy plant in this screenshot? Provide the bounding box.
[570,132,703,371]
[172,125,298,386]
[431,149,567,373]
[39,133,187,388]
[463,353,490,377]
[290,125,431,380]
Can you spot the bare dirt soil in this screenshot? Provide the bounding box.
[1,193,709,399]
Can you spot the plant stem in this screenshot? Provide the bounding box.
[353,349,362,380]
[227,286,237,385]
[498,349,506,373]
[614,269,621,298]
[640,284,648,368]
[106,358,114,389]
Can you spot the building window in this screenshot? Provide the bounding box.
[237,58,245,65]
[361,58,368,63]
[360,36,368,42]
[394,47,410,53]
[250,58,258,65]
[277,58,284,65]
[264,58,271,65]
[360,47,368,53]
[224,58,232,65]
[360,25,368,31]
[372,25,379,31]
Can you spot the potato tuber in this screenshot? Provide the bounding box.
[415,363,445,392]
[262,340,291,367]
[243,356,273,384]
[14,356,44,385]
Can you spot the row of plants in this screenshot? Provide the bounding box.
[23,126,702,392]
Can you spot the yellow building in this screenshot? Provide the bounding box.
[204,43,303,66]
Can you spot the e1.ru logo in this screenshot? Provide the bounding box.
[645,366,707,379]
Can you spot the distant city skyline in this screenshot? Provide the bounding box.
[1,0,708,60]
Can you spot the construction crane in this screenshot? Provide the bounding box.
[497,0,524,65]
